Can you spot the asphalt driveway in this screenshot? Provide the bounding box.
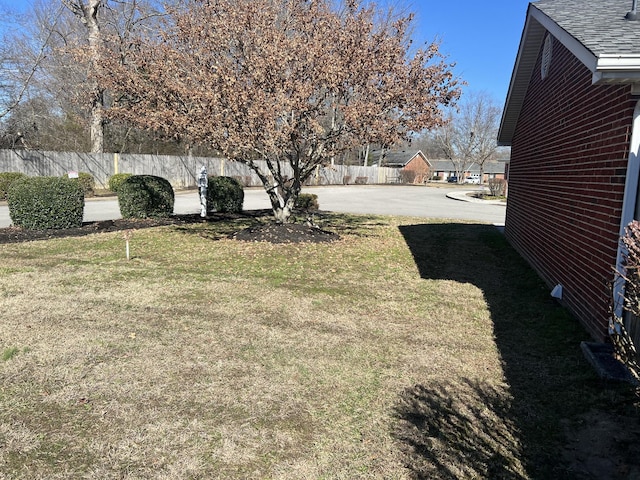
[0,185,506,228]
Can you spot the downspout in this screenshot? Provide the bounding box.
[614,98,640,319]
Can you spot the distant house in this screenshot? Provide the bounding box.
[498,0,640,340]
[430,160,506,182]
[373,150,431,183]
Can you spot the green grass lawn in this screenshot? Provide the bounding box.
[0,213,635,479]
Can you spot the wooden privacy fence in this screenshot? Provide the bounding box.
[0,149,401,189]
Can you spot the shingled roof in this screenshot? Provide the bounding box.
[371,150,430,167]
[498,0,640,146]
[535,0,640,56]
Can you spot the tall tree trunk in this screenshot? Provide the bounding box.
[64,0,104,153]
[86,0,104,153]
[363,143,370,167]
[89,88,104,153]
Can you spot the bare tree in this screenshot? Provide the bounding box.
[99,0,460,222]
[610,221,640,386]
[431,91,502,183]
[0,3,67,124]
[0,0,165,152]
[61,0,164,152]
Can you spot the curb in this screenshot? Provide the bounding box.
[446,190,507,206]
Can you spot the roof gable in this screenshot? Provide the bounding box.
[498,0,640,146]
[374,150,431,167]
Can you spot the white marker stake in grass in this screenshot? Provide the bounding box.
[123,230,134,260]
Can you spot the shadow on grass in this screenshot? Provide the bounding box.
[396,223,604,479]
[170,210,388,241]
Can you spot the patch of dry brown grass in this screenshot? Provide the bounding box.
[0,216,617,478]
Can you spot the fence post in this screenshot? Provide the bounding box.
[114,153,119,175]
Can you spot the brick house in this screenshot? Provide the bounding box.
[498,0,640,340]
[375,150,431,183]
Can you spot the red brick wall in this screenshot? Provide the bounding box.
[506,36,636,340]
[403,156,430,182]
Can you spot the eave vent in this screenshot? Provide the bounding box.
[541,33,553,79]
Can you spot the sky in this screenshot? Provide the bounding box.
[1,0,533,106]
[409,0,532,104]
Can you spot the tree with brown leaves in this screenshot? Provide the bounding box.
[100,0,460,222]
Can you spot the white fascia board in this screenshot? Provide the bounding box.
[597,54,640,70]
[594,55,640,85]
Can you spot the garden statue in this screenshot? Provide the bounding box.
[197,166,208,217]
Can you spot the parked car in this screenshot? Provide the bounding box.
[464,174,481,185]
[447,176,458,183]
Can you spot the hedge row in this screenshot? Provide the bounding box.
[4,173,255,229]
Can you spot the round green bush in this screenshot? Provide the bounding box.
[108,173,133,194]
[0,172,27,200]
[206,176,244,213]
[117,175,174,219]
[8,176,85,229]
[294,193,319,212]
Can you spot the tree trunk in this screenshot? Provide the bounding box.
[86,0,104,153]
[264,170,302,223]
[267,189,296,223]
[89,89,104,153]
[64,0,104,153]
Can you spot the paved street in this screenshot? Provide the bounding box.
[0,185,506,228]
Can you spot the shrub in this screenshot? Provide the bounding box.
[295,193,319,212]
[8,176,84,229]
[610,221,640,385]
[0,172,27,200]
[117,175,175,218]
[206,176,244,213]
[108,173,133,194]
[64,171,95,197]
[76,172,95,197]
[488,178,507,197]
[400,170,417,184]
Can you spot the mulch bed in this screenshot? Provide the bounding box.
[0,212,339,245]
[232,222,338,244]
